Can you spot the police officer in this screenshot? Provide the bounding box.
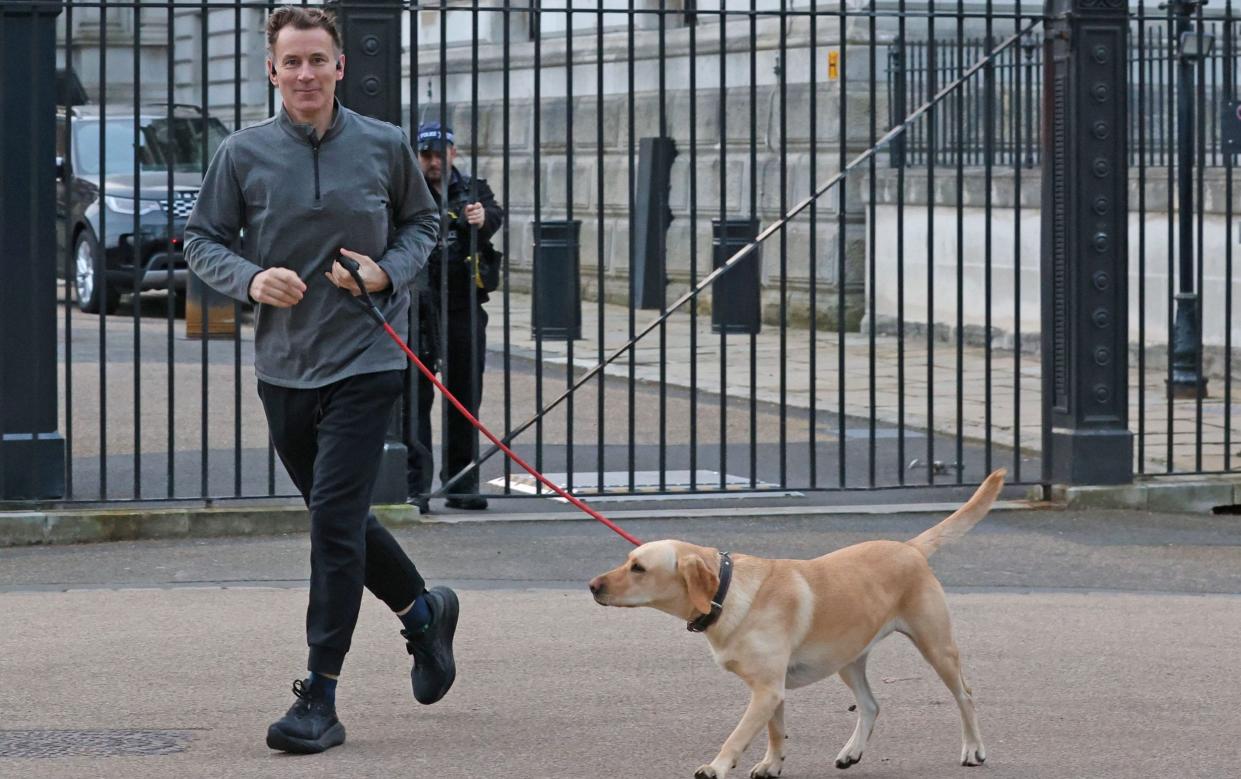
[407,122,504,511]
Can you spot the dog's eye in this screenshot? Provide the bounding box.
[631,563,646,573]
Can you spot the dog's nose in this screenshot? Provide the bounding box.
[588,577,604,596]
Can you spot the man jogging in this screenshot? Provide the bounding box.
[185,5,458,754]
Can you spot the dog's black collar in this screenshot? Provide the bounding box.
[687,551,732,633]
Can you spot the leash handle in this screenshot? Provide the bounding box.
[337,256,385,325]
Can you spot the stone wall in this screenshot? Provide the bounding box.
[66,1,1039,332]
[869,166,1241,379]
[414,12,889,329]
[58,4,173,107]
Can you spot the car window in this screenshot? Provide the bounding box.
[72,116,229,176]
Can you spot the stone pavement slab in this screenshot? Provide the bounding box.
[2,585,1239,778]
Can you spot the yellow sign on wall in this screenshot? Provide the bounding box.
[828,50,839,80]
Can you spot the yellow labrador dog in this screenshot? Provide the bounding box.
[588,469,1005,778]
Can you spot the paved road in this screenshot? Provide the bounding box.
[2,507,1240,777]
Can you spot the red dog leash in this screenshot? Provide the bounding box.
[337,257,642,547]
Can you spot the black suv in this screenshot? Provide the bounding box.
[56,104,230,314]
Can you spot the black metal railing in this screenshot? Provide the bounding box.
[1129,0,1240,477]
[6,0,1234,508]
[889,32,1044,168]
[883,4,1241,481]
[892,13,1241,168]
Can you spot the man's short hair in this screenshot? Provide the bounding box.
[266,5,342,55]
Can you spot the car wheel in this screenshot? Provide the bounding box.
[74,230,120,315]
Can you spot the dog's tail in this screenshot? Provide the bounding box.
[907,469,1007,558]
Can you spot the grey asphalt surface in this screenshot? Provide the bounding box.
[3,507,1241,777]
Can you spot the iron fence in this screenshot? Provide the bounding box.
[889,32,1044,169]
[4,0,1235,508]
[1130,1,1240,477]
[892,13,1241,169]
[886,2,1241,481]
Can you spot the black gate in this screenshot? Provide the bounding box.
[3,0,1229,508]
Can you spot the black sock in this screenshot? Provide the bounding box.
[306,672,337,705]
[399,593,433,634]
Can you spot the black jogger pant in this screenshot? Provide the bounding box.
[259,369,426,676]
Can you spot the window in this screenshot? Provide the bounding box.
[72,116,230,175]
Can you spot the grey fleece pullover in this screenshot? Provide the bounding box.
[184,102,439,389]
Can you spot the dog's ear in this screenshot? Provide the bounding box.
[678,552,720,616]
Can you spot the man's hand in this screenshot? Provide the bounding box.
[464,202,485,228]
[326,248,391,297]
[249,267,306,307]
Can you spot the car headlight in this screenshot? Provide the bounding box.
[104,195,162,216]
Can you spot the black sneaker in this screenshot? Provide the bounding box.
[265,678,346,754]
[444,495,488,510]
[402,586,460,704]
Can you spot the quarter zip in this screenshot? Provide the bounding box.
[312,142,321,201]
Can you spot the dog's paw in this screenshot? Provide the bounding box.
[749,757,783,778]
[694,765,719,779]
[834,753,862,770]
[961,744,986,767]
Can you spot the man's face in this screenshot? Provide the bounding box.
[268,26,342,124]
[418,145,456,186]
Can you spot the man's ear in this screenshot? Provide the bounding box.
[678,552,719,616]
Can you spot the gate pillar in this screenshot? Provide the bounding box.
[0,1,66,500]
[1040,0,1134,485]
